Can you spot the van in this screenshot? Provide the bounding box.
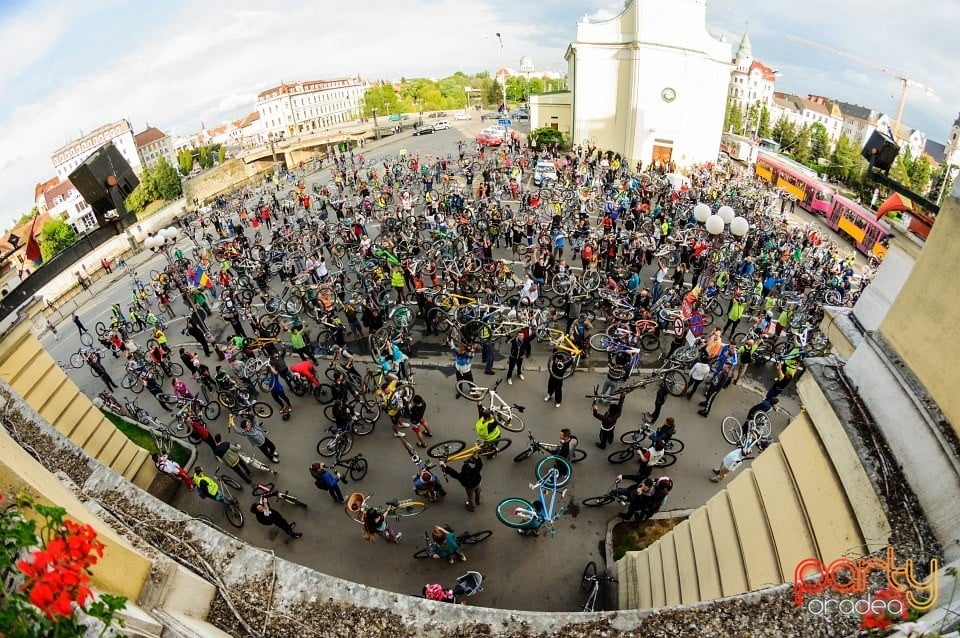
[434,120,450,131]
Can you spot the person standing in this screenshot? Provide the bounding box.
[289,325,317,364]
[711,440,767,483]
[251,498,302,539]
[698,363,732,417]
[440,454,483,511]
[73,314,88,337]
[617,478,656,521]
[592,394,625,449]
[481,340,495,375]
[685,357,711,400]
[505,331,527,384]
[544,353,568,408]
[266,366,293,415]
[450,341,475,399]
[406,394,432,448]
[233,416,279,463]
[186,310,210,356]
[723,295,747,338]
[635,440,666,480]
[213,434,253,484]
[643,381,670,424]
[597,352,630,401]
[87,350,117,391]
[310,462,345,503]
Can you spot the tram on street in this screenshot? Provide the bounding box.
[824,194,890,259]
[754,150,835,216]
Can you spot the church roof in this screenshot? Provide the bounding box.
[737,30,752,57]
[924,139,945,164]
[749,60,776,82]
[954,111,960,128]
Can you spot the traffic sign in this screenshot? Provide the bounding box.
[498,119,512,126]
[689,313,705,337]
[673,318,685,338]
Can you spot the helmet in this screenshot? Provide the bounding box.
[766,311,774,319]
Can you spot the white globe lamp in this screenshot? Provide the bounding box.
[717,205,735,225]
[730,216,750,237]
[705,215,725,235]
[693,203,711,223]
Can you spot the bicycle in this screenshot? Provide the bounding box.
[581,561,617,612]
[316,425,354,459]
[123,396,193,439]
[198,468,244,528]
[426,437,512,462]
[606,438,679,466]
[582,359,688,400]
[538,328,584,379]
[495,456,572,537]
[513,431,586,464]
[344,493,428,524]
[616,424,686,454]
[412,527,493,559]
[252,482,308,508]
[581,478,632,508]
[329,454,369,483]
[721,414,772,446]
[455,379,525,432]
[321,397,380,436]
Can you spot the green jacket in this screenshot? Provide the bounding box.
[728,299,746,322]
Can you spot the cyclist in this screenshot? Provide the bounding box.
[192,465,219,500]
[428,525,466,564]
[649,417,677,444]
[376,379,406,437]
[288,359,320,387]
[413,468,446,502]
[474,402,501,453]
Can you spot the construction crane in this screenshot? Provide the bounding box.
[786,35,934,140]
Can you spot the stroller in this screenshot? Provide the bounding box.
[423,571,484,604]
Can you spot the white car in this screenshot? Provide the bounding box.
[455,112,471,120]
[434,120,450,130]
[533,160,558,187]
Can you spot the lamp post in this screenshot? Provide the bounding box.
[694,203,751,287]
[143,226,213,343]
[496,32,507,110]
[372,107,380,141]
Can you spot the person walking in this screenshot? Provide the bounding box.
[232,416,279,463]
[406,394,432,448]
[73,314,88,337]
[310,462,345,503]
[544,353,568,408]
[450,341,475,399]
[505,331,528,384]
[592,394,625,449]
[698,363,732,417]
[643,381,670,424]
[684,357,711,400]
[440,454,483,511]
[87,350,117,391]
[251,498,302,539]
[213,434,253,484]
[266,366,293,415]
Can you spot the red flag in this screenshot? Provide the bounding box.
[25,214,42,266]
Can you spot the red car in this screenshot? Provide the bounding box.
[475,133,503,147]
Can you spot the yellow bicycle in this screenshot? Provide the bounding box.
[425,438,512,462]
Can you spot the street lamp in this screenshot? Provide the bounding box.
[144,226,213,342]
[496,32,507,109]
[694,204,750,286]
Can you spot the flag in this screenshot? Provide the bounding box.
[190,266,205,287]
[199,271,212,288]
[25,214,42,266]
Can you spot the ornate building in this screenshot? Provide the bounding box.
[727,30,777,113]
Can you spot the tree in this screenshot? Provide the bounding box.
[827,133,863,185]
[724,99,745,135]
[124,184,149,214]
[772,116,797,152]
[928,162,957,202]
[38,219,77,260]
[890,148,932,193]
[530,126,565,149]
[809,123,830,162]
[505,76,528,102]
[198,147,210,170]
[153,157,182,200]
[177,149,193,176]
[744,101,762,137]
[528,77,545,96]
[481,77,502,107]
[217,146,226,164]
[790,124,812,164]
[14,207,39,228]
[757,106,771,139]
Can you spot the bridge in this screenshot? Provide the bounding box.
[237,121,402,168]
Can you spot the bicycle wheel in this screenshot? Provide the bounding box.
[413,546,434,559]
[619,429,648,446]
[359,401,381,422]
[721,416,744,446]
[664,437,685,454]
[663,370,687,397]
[79,332,93,346]
[392,501,426,517]
[607,448,635,464]
[220,475,243,491]
[427,439,466,459]
[352,416,375,436]
[95,322,108,336]
[218,391,237,409]
[487,438,512,455]
[314,384,334,404]
[639,332,661,352]
[252,402,274,418]
[655,452,677,468]
[495,497,536,528]
[581,495,615,507]
[204,401,221,421]
[570,448,587,463]
[753,411,773,438]
[581,561,598,592]
[167,362,185,377]
[550,352,576,379]
[536,455,572,488]
[166,418,194,440]
[513,447,534,463]
[347,456,368,481]
[225,502,244,528]
[494,409,524,433]
[69,352,85,368]
[456,381,488,400]
[460,530,492,545]
[589,333,617,353]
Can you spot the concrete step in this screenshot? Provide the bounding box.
[688,507,722,600]
[705,492,748,596]
[672,520,700,605]
[726,468,783,590]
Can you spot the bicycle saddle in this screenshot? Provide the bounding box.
[385,498,399,507]
[512,404,526,412]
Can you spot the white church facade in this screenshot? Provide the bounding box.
[557,0,731,167]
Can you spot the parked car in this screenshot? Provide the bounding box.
[455,112,471,120]
[412,125,435,136]
[513,112,530,120]
[433,120,451,130]
[475,133,503,147]
[434,111,447,118]
[480,112,502,121]
[533,160,558,187]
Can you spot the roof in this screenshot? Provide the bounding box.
[736,30,752,57]
[237,111,260,128]
[797,96,830,116]
[257,76,363,99]
[134,126,167,149]
[924,139,945,164]
[43,180,77,211]
[834,101,875,121]
[0,211,53,254]
[749,60,776,82]
[34,176,59,202]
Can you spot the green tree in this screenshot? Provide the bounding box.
[890,148,932,193]
[809,123,830,162]
[14,207,39,228]
[724,99,745,135]
[177,149,193,175]
[505,76,528,102]
[198,146,210,170]
[744,101,762,137]
[790,124,812,164]
[39,218,77,260]
[528,77,545,96]
[217,146,226,164]
[772,116,797,153]
[481,77,503,107]
[153,156,182,200]
[827,133,864,185]
[757,106,771,139]
[929,162,957,202]
[124,184,148,214]
[530,126,565,149]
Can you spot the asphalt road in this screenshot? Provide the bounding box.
[42,123,814,612]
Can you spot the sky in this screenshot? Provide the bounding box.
[0,0,956,230]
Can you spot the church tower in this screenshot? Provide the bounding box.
[945,112,960,167]
[734,29,753,74]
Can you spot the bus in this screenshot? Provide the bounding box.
[720,133,753,162]
[754,150,835,216]
[825,194,890,259]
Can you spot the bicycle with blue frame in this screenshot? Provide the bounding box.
[495,455,572,537]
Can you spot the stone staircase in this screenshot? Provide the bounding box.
[618,375,892,608]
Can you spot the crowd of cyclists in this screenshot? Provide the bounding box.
[70,129,875,599]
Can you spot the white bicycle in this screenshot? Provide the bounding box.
[455,378,525,432]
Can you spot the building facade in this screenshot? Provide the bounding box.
[50,119,142,181]
[727,31,776,114]
[770,93,843,149]
[832,101,879,147]
[134,126,176,170]
[876,113,926,159]
[256,76,366,139]
[563,0,731,168]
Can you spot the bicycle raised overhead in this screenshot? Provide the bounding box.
[496,455,571,537]
[513,431,586,464]
[455,378,525,432]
